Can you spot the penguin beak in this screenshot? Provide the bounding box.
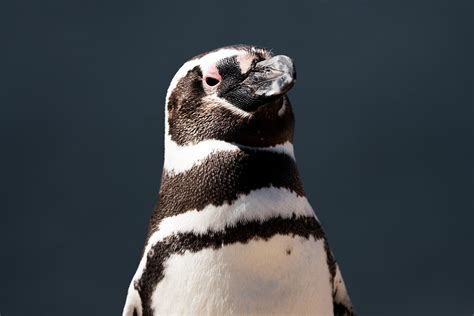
[245,55,296,98]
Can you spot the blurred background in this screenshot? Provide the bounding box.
[1,0,473,315]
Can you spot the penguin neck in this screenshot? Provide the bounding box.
[163,136,296,175]
[149,137,305,233]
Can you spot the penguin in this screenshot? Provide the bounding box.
[123,45,355,316]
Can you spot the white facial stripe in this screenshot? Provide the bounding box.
[198,48,243,75]
[164,58,200,138]
[165,59,199,109]
[155,187,316,239]
[164,137,295,175]
[237,54,253,74]
[203,95,251,118]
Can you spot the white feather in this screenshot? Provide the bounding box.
[151,235,333,315]
[164,137,295,175]
[156,187,315,238]
[126,187,315,292]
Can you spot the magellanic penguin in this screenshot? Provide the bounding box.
[123,45,355,316]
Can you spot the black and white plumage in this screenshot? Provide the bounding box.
[123,45,355,316]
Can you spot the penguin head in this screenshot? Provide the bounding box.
[166,45,296,147]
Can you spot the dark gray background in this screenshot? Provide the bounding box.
[1,0,473,315]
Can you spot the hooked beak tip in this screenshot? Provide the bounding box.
[250,55,296,98]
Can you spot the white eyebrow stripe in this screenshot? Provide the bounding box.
[237,54,253,74]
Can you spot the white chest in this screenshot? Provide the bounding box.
[150,234,333,315]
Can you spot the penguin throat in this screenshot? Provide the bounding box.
[149,145,304,233]
[163,136,295,176]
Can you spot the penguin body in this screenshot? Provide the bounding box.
[123,45,355,316]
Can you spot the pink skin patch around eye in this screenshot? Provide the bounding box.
[202,64,222,83]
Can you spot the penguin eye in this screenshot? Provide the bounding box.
[204,76,220,87]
